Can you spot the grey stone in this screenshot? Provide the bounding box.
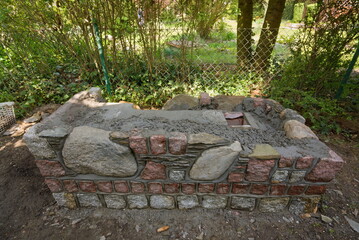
[284,120,318,139]
[213,95,245,111]
[202,196,227,209]
[150,195,175,209]
[162,94,198,110]
[23,126,56,159]
[169,170,185,181]
[280,109,306,124]
[289,197,321,215]
[258,198,289,212]
[289,171,306,183]
[77,193,102,207]
[248,144,280,159]
[177,196,199,209]
[231,197,256,211]
[62,126,137,177]
[104,195,126,209]
[271,170,289,183]
[321,215,333,224]
[189,142,242,180]
[52,193,77,209]
[24,112,42,123]
[242,98,255,111]
[39,127,68,138]
[188,132,227,145]
[127,195,148,209]
[201,111,227,125]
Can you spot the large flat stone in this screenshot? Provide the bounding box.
[23,126,56,159]
[213,95,245,111]
[62,126,137,177]
[248,144,280,159]
[188,132,227,145]
[189,142,242,180]
[150,195,175,209]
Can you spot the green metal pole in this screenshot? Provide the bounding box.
[335,40,359,99]
[92,18,112,95]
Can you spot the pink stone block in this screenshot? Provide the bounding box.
[228,172,245,182]
[150,135,166,155]
[78,181,97,192]
[114,181,129,193]
[198,183,214,193]
[131,182,145,193]
[250,184,268,195]
[270,185,287,195]
[45,179,63,192]
[182,183,196,194]
[288,185,306,195]
[97,181,113,193]
[216,183,230,194]
[296,156,314,169]
[164,183,179,193]
[245,159,275,182]
[168,132,187,155]
[278,156,294,168]
[200,92,211,106]
[305,150,344,182]
[140,161,166,180]
[35,160,65,177]
[305,185,326,195]
[232,184,249,194]
[148,182,163,194]
[129,135,148,154]
[63,180,79,193]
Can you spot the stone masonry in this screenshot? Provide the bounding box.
[23,88,345,213]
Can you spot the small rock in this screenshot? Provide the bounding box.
[321,214,333,224]
[135,225,140,232]
[345,216,359,233]
[250,219,255,224]
[196,232,204,240]
[99,236,106,240]
[71,219,82,225]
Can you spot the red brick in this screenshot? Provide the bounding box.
[114,181,129,193]
[250,184,268,195]
[35,160,65,177]
[232,184,250,194]
[305,185,326,195]
[296,156,314,169]
[148,182,163,194]
[129,135,148,154]
[150,135,166,155]
[131,182,145,193]
[228,172,245,182]
[279,157,294,168]
[164,183,179,193]
[216,183,230,194]
[78,181,97,192]
[97,181,113,193]
[270,185,287,195]
[140,161,166,180]
[63,180,78,193]
[200,92,211,105]
[245,159,275,182]
[288,185,306,195]
[305,150,344,182]
[198,183,214,193]
[168,132,187,155]
[45,179,62,192]
[182,183,196,194]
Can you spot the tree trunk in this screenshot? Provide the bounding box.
[253,0,286,73]
[237,0,253,70]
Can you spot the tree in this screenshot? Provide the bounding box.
[253,0,286,72]
[236,0,253,69]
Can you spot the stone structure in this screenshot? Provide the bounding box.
[23,88,344,213]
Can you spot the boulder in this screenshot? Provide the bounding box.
[213,95,245,111]
[284,120,318,139]
[62,126,137,177]
[162,94,198,110]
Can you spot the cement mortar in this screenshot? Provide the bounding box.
[32,91,329,159]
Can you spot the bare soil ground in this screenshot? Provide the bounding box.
[0,131,358,240]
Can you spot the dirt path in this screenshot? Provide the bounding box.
[0,134,358,240]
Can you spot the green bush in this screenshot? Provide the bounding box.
[293,3,317,23]
[282,0,296,20]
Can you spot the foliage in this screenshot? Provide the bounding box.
[293,3,317,22]
[271,87,345,134]
[282,0,296,20]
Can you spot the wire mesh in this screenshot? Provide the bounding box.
[0,102,16,134]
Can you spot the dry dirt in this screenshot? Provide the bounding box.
[0,132,358,240]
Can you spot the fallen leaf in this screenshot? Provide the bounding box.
[157,226,170,233]
[300,213,311,219]
[344,216,359,233]
[353,209,358,217]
